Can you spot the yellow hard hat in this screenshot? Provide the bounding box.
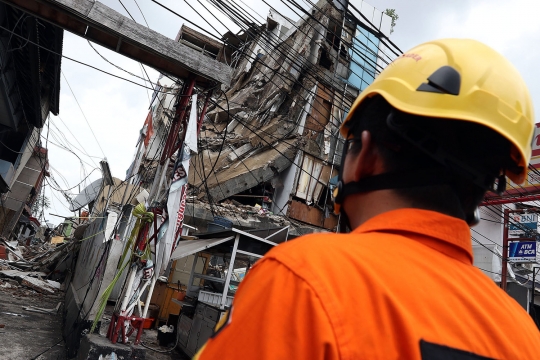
[341,38,534,184]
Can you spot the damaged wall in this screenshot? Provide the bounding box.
[63,212,123,357]
[195,2,345,203]
[138,0,391,233]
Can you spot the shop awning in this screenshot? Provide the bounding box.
[170,236,235,260]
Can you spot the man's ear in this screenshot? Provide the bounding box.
[345,131,385,183]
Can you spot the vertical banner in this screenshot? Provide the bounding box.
[158,95,198,275]
[184,94,199,153]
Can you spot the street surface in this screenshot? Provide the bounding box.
[0,281,66,359]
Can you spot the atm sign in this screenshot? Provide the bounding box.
[508,241,538,263]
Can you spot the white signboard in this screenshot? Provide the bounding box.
[509,213,538,237]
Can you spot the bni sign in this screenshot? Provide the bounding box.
[508,241,539,263]
[508,213,538,236]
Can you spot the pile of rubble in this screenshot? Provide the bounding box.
[188,197,291,227]
[0,237,77,297]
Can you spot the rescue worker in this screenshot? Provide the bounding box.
[194,39,540,359]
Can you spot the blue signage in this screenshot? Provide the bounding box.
[508,241,537,263]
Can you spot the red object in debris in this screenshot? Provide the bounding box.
[142,318,154,329]
[130,318,154,329]
[0,245,7,260]
[107,313,149,344]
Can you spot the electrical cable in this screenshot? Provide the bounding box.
[61,71,107,158]
[50,116,101,166]
[168,1,358,179]
[0,138,25,154]
[152,0,385,133]
[3,5,367,151]
[0,22,185,94]
[132,0,150,27]
[118,0,136,24]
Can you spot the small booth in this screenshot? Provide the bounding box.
[151,226,289,357]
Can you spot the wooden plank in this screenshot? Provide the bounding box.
[306,161,323,204]
[316,83,333,102]
[3,0,232,85]
[304,96,332,134]
[295,154,313,200]
[287,200,338,230]
[0,269,25,278]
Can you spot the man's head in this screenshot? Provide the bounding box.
[333,39,535,229]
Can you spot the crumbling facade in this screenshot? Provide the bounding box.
[129,1,393,235]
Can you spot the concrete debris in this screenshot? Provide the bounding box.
[0,270,47,278]
[0,244,71,294]
[0,312,27,317]
[189,198,289,225]
[21,277,56,294]
[47,279,61,290]
[23,302,61,315]
[0,237,77,275]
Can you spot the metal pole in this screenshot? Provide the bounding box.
[220,235,239,309]
[186,252,199,296]
[197,90,213,135]
[120,265,137,315]
[142,276,157,319]
[501,208,510,291]
[481,194,540,206]
[160,78,196,165]
[531,267,537,316]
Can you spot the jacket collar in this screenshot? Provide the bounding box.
[352,208,473,264]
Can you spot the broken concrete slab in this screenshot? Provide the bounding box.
[21,277,55,294]
[227,143,253,162]
[201,140,297,202]
[0,269,48,279]
[47,279,62,290]
[23,302,61,315]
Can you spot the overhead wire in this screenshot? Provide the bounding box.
[61,71,107,158]
[158,1,386,197]
[51,115,101,166]
[152,0,387,135]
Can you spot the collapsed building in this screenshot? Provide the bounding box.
[51,1,398,357]
[132,0,394,234]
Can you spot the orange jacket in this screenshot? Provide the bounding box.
[194,209,540,359]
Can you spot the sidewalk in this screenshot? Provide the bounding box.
[0,279,66,360]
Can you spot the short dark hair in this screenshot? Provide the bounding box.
[345,95,515,219]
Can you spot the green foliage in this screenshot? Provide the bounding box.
[384,9,399,35]
[90,204,156,333]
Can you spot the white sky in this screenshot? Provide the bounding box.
[43,0,540,224]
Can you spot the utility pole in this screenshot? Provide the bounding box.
[502,208,510,291]
[531,267,538,320]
